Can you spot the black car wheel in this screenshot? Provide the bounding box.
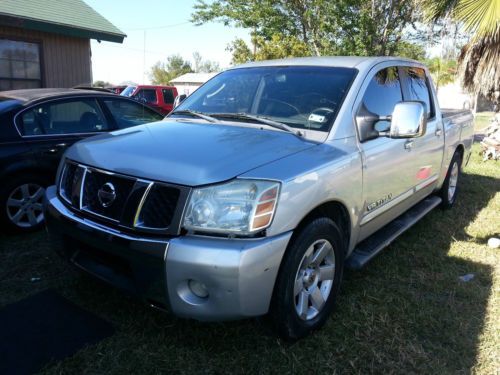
[270,217,345,340]
[0,174,49,233]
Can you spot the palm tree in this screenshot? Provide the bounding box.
[424,0,500,99]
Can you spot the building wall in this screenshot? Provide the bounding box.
[0,25,91,88]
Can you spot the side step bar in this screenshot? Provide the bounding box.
[346,196,442,270]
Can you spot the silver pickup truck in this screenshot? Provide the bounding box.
[44,57,474,339]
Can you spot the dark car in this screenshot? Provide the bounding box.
[0,88,164,232]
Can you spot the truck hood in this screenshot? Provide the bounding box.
[65,120,316,186]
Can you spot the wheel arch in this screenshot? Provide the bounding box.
[290,200,351,255]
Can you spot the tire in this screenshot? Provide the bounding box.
[0,173,50,233]
[270,217,345,340]
[439,151,462,209]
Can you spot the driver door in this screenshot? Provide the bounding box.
[356,65,418,241]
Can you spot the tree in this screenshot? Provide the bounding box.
[150,55,193,84]
[192,0,425,60]
[423,0,500,98]
[425,57,457,92]
[93,80,111,88]
[192,51,221,73]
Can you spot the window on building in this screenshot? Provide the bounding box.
[0,39,42,90]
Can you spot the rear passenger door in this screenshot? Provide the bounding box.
[16,98,110,177]
[161,88,175,114]
[400,66,444,196]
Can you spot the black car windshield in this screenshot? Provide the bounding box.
[173,66,357,132]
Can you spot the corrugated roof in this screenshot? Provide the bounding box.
[0,0,126,43]
[170,72,219,84]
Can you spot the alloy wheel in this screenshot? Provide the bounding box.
[6,183,45,228]
[294,239,336,321]
[448,162,459,202]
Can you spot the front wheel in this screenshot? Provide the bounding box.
[270,218,345,340]
[0,174,49,233]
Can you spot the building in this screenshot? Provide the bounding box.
[170,72,218,96]
[0,0,125,90]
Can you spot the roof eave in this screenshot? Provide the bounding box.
[0,14,126,43]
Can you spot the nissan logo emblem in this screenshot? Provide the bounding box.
[97,182,116,208]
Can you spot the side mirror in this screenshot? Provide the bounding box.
[173,94,187,108]
[389,101,427,138]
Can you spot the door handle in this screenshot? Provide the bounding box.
[435,129,442,137]
[404,140,414,150]
[44,143,68,154]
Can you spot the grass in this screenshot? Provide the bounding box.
[474,111,495,132]
[0,144,499,374]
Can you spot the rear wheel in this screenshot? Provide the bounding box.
[0,174,49,233]
[270,217,345,340]
[439,151,462,209]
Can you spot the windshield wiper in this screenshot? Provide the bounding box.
[170,109,218,123]
[212,113,303,137]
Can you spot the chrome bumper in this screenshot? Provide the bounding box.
[44,186,292,320]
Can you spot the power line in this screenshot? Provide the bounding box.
[122,21,191,31]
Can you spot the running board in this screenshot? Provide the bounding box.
[346,196,442,270]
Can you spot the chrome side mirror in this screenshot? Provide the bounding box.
[389,101,427,138]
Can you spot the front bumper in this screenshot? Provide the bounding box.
[44,186,292,320]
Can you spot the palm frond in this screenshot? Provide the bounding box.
[458,25,500,97]
[422,0,459,21]
[457,0,500,36]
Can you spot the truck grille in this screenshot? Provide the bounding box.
[81,169,135,222]
[58,160,189,234]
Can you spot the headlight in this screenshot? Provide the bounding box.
[183,179,280,235]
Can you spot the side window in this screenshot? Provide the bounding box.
[362,67,403,132]
[19,99,108,136]
[102,99,164,129]
[402,67,434,118]
[135,89,157,104]
[162,89,174,104]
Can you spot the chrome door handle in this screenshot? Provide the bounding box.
[404,140,414,150]
[435,129,442,136]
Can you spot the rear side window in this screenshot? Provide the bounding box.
[135,89,157,103]
[102,99,164,129]
[361,66,403,131]
[402,67,434,118]
[18,99,108,136]
[162,89,174,104]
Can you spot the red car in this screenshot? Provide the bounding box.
[121,85,178,115]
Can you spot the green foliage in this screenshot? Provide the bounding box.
[422,0,499,96]
[423,0,500,36]
[193,0,425,62]
[228,34,312,64]
[192,51,221,73]
[394,41,427,60]
[150,55,193,84]
[93,80,111,88]
[425,57,458,91]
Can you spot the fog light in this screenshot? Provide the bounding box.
[188,279,209,298]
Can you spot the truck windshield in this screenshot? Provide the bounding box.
[173,66,356,132]
[121,86,136,97]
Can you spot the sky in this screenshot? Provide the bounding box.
[85,0,250,85]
